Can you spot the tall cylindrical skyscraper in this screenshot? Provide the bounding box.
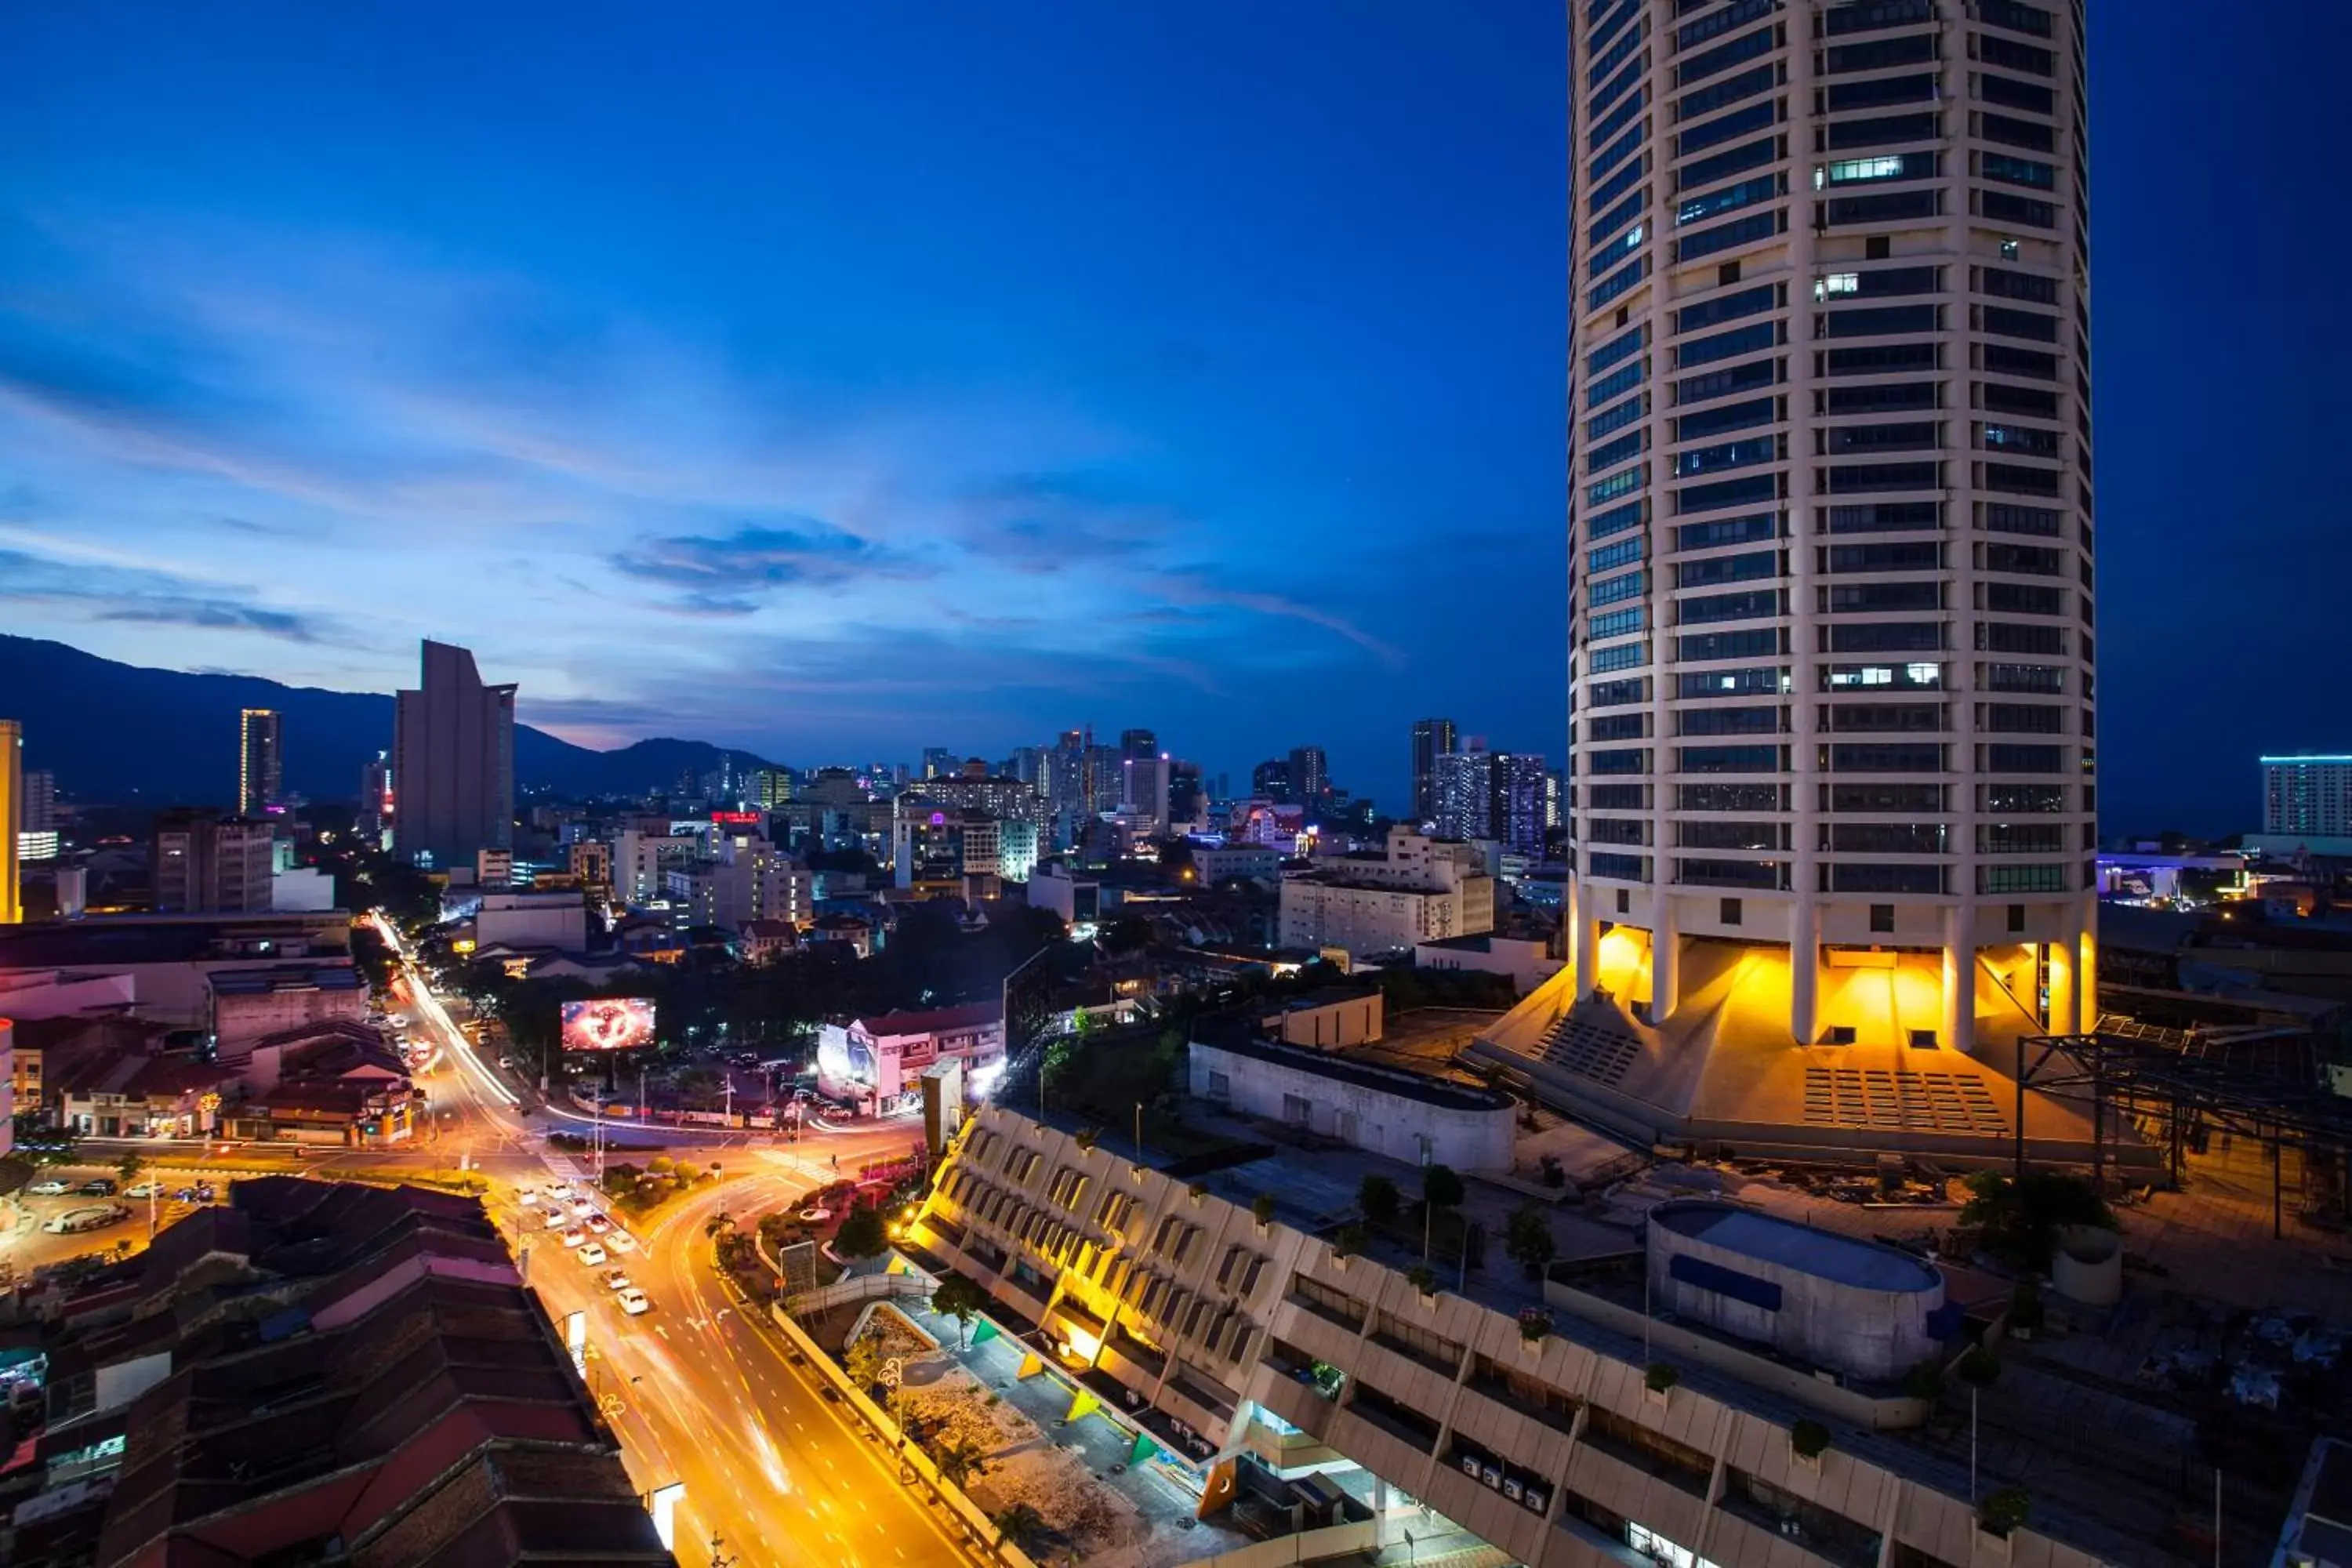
[1568,0,2092,1056]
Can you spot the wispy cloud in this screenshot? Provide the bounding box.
[610,518,931,614]
[0,545,343,645]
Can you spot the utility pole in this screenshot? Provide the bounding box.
[707,1533,736,1568]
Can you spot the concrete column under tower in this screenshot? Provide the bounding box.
[2046,899,2083,1036]
[1573,878,1599,1001]
[1650,895,1679,1024]
[1789,898,1820,1046]
[2078,907,2100,1033]
[1941,902,1977,1054]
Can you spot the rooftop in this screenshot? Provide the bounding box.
[1191,1028,1511,1115]
[1650,1199,1942,1293]
[857,999,1001,1036]
[206,963,365,997]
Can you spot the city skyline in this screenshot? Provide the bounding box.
[0,3,2343,830]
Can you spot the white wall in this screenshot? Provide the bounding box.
[1189,1040,1514,1171]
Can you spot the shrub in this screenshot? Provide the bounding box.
[1405,1263,1438,1296]
[1903,1361,1947,1402]
[1333,1224,1367,1258]
[1955,1345,2003,1388]
[1980,1486,2031,1538]
[1791,1418,1831,1460]
[1252,1193,1276,1225]
[1516,1307,1552,1343]
[1645,1362,1679,1394]
[1356,1174,1400,1227]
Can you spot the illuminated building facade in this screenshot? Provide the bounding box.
[238,706,283,815]
[1563,0,2096,1076]
[2263,755,2352,839]
[0,720,19,925]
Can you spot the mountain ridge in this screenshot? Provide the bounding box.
[0,635,783,804]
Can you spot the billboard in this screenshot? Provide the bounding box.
[561,997,657,1053]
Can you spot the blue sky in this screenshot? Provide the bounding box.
[0,3,2343,829]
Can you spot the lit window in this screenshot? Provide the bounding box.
[1813,273,1860,301]
[2001,238,2022,260]
[1815,157,1907,190]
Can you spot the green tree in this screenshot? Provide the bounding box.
[1253,1192,1277,1226]
[931,1271,989,1350]
[1421,1163,1465,1212]
[934,1435,989,1490]
[1356,1174,1400,1228]
[991,1503,1048,1552]
[1959,1171,2116,1270]
[834,1201,888,1260]
[845,1329,887,1393]
[1504,1203,1557,1279]
[703,1210,736,1241]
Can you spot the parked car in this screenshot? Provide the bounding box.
[616,1287,651,1316]
[125,1181,164,1199]
[517,1188,541,1207]
[601,1268,632,1291]
[561,1227,589,1248]
[27,1178,71,1196]
[584,1214,612,1235]
[604,1230,638,1254]
[578,1243,608,1267]
[43,1204,129,1234]
[78,1178,118,1196]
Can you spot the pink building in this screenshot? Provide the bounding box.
[816,1000,1004,1109]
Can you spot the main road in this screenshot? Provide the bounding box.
[383,923,978,1568]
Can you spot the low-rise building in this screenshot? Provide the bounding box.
[816,1000,1004,1110]
[208,963,368,1054]
[1191,1030,1514,1171]
[1258,984,1385,1050]
[472,889,589,951]
[1414,931,1564,997]
[1279,828,1494,958]
[1188,840,1281,884]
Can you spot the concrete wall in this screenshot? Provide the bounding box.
[476,895,587,953]
[1189,1040,1513,1172]
[1268,993,1384,1050]
[1415,936,1563,997]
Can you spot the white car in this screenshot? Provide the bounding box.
[125,1181,165,1199]
[27,1178,71,1196]
[583,1213,612,1235]
[604,1229,637,1254]
[542,1207,570,1229]
[517,1188,541,1207]
[616,1287,651,1316]
[561,1227,589,1248]
[569,1196,597,1218]
[602,1267,632,1290]
[578,1243,609,1267]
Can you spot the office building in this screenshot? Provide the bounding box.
[1121,754,1172,834]
[238,706,283,815]
[1119,728,1158,760]
[392,640,515,871]
[22,767,55,833]
[153,810,276,913]
[2263,755,2352,839]
[1288,745,1330,809]
[1167,760,1205,831]
[920,746,959,780]
[1555,0,2096,1099]
[0,720,19,925]
[1251,758,1293,804]
[1410,717,1458,824]
[1279,826,1494,957]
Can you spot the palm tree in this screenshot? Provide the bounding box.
[703,1210,735,1240]
[991,1502,1048,1552]
[934,1436,989,1490]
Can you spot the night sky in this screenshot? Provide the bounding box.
[0,2,2340,831]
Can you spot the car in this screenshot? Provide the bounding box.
[604,1230,637,1254]
[42,1204,129,1234]
[568,1196,597,1218]
[27,1178,71,1196]
[616,1287,651,1316]
[516,1188,541,1207]
[578,1243,608,1266]
[78,1178,118,1196]
[561,1227,589,1248]
[601,1268,633,1290]
[583,1214,612,1235]
[173,1184,217,1204]
[542,1207,571,1229]
[125,1181,164,1199]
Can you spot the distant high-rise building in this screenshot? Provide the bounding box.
[2263,755,2352,838]
[392,640,515,872]
[1167,760,1204,831]
[1251,758,1293,804]
[21,768,56,833]
[358,750,392,847]
[750,766,793,808]
[154,809,275,913]
[1121,755,1172,834]
[0,721,20,924]
[1119,728,1158,761]
[1008,746,1047,789]
[920,747,958,781]
[1432,745,1492,842]
[1490,751,1548,858]
[238,708,283,815]
[1566,0,2096,1053]
[1288,746,1330,808]
[1410,718,1457,825]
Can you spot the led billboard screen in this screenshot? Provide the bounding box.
[561,996,657,1053]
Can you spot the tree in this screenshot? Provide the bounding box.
[934,1435,989,1490]
[1959,1170,2117,1271]
[931,1271,989,1350]
[992,1503,1048,1552]
[1980,1486,2031,1538]
[1955,1346,2003,1388]
[704,1210,736,1240]
[1791,1418,1831,1460]
[1253,1193,1277,1226]
[845,1330,887,1394]
[1404,1262,1438,1296]
[1504,1203,1557,1279]
[116,1151,144,1186]
[1421,1163,1465,1212]
[835,1201,888,1260]
[1357,1174,1401,1228]
[1333,1224,1367,1259]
